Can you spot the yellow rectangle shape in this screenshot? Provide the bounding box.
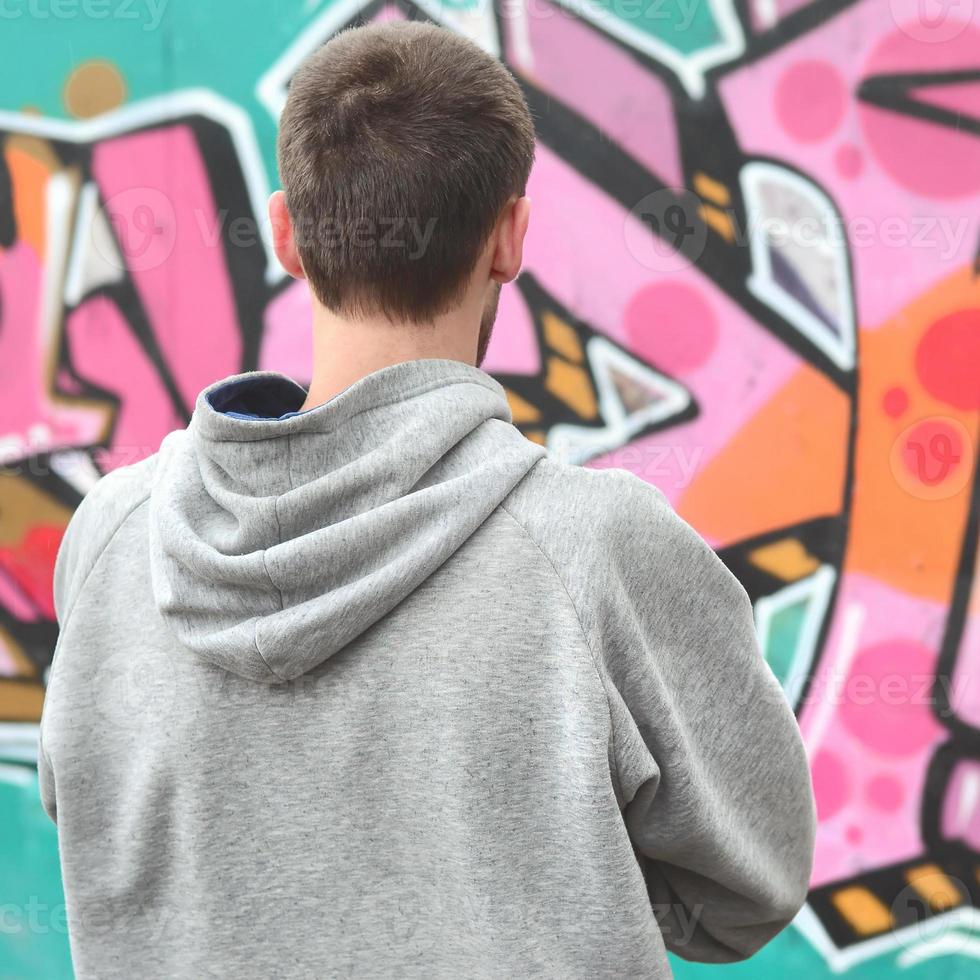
[830,886,895,936]
[905,864,962,912]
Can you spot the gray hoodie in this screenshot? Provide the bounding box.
[40,357,815,980]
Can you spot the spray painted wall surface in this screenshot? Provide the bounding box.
[1,0,978,976]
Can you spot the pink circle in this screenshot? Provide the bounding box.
[846,825,863,845]
[811,750,850,822]
[835,143,863,179]
[775,60,847,143]
[916,309,980,410]
[882,385,909,418]
[863,23,980,84]
[624,281,718,375]
[866,774,905,812]
[840,639,943,757]
[859,27,980,199]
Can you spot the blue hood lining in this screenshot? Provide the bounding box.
[207,375,310,421]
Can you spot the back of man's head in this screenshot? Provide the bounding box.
[277,22,535,324]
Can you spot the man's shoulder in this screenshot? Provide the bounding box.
[502,456,675,565]
[69,446,164,532]
[503,454,736,608]
[52,439,175,626]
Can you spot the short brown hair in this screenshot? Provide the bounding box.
[277,21,535,323]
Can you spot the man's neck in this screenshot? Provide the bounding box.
[299,300,482,412]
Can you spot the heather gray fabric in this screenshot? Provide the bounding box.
[39,358,816,980]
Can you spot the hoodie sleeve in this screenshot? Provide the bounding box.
[36,510,83,825]
[594,471,816,963]
[37,479,99,825]
[37,456,157,824]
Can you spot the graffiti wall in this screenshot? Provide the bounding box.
[1,0,978,976]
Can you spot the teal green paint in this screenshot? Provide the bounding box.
[673,926,980,980]
[0,0,726,194]
[0,768,72,980]
[0,0,319,190]
[762,599,808,690]
[592,0,722,54]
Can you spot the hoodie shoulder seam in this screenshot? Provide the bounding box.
[498,502,623,797]
[57,495,151,640]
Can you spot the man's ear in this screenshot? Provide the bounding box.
[269,191,306,281]
[489,195,531,284]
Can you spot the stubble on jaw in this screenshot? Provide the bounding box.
[476,282,502,368]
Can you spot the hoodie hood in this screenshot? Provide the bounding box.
[148,359,546,684]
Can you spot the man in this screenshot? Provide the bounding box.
[40,21,815,980]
